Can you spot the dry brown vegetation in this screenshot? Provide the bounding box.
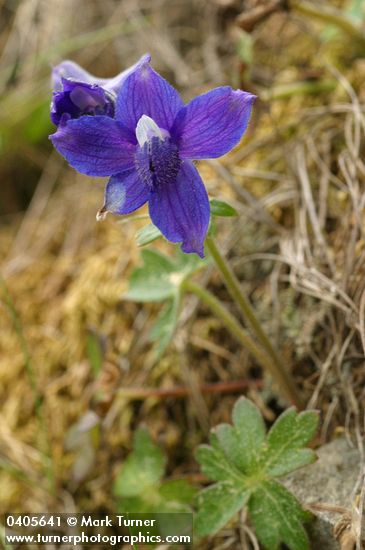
[1,0,365,548]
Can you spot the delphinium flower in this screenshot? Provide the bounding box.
[51,54,150,127]
[50,58,255,256]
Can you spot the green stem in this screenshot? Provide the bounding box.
[183,279,302,408]
[205,237,303,408]
[183,280,271,366]
[291,1,365,48]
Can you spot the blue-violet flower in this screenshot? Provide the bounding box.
[51,54,150,126]
[50,58,255,256]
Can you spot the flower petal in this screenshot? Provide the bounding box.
[171,87,256,159]
[100,170,149,216]
[50,80,115,126]
[52,54,151,94]
[50,116,137,177]
[115,60,184,132]
[104,53,151,94]
[148,161,209,257]
[52,61,95,91]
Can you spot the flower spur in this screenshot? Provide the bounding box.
[50,58,255,256]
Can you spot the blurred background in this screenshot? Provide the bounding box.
[1,0,365,547]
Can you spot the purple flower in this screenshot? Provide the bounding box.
[50,59,255,256]
[51,54,150,126]
[51,80,116,126]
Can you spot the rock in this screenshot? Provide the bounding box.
[283,437,361,550]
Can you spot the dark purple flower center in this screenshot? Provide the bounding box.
[134,137,181,191]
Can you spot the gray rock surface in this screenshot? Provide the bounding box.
[283,437,361,550]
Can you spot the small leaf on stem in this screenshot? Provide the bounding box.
[210,199,238,217]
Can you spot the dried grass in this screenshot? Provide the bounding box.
[1,0,365,547]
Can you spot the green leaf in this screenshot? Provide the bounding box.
[249,480,311,550]
[195,482,250,538]
[210,199,237,217]
[114,428,196,515]
[196,437,245,484]
[117,495,159,513]
[159,479,197,509]
[139,248,175,274]
[195,397,318,543]
[231,397,266,471]
[212,398,266,475]
[114,428,166,497]
[173,247,208,272]
[117,488,186,514]
[267,409,319,450]
[267,448,317,477]
[125,248,206,303]
[149,295,180,359]
[263,409,319,476]
[124,249,176,302]
[136,223,163,247]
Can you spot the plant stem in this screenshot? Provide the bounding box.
[183,279,302,408]
[291,1,365,48]
[204,237,303,408]
[182,279,270,367]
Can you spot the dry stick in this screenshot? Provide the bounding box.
[117,379,263,401]
[204,237,303,408]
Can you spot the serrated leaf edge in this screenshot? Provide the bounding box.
[263,410,319,474]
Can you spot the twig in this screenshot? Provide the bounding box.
[117,379,263,401]
[236,0,287,32]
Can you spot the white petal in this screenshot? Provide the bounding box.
[135,114,165,146]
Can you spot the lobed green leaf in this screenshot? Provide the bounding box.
[231,397,266,472]
[195,398,319,543]
[124,249,176,302]
[114,427,197,515]
[196,433,246,484]
[249,480,311,550]
[159,479,197,509]
[136,223,163,247]
[263,409,319,476]
[114,428,166,497]
[139,248,175,273]
[125,248,206,303]
[267,448,317,477]
[195,481,250,538]
[116,495,154,513]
